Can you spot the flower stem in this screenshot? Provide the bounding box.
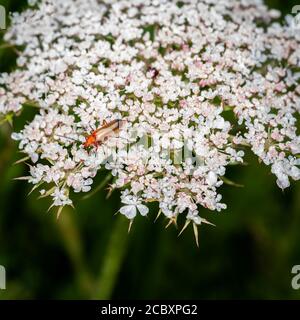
[56,207,94,298]
[93,215,129,299]
[0,44,13,50]
[82,173,112,200]
[0,43,21,55]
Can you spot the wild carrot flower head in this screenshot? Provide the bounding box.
[0,0,299,238]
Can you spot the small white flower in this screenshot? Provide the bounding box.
[207,171,218,186]
[120,193,149,219]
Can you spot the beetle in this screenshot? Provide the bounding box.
[83,119,126,149]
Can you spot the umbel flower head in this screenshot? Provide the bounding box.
[0,0,299,241]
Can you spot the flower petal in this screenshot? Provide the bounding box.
[120,205,137,219]
[137,204,149,216]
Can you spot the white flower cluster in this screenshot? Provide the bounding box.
[0,0,299,233]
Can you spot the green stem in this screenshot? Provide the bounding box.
[82,173,112,200]
[0,44,13,50]
[56,207,94,298]
[0,43,21,55]
[93,215,129,299]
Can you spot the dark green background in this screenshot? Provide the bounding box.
[0,0,300,299]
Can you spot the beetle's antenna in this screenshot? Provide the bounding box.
[54,134,81,143]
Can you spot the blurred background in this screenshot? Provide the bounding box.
[0,0,300,300]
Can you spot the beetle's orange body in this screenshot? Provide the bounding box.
[83,133,98,148]
[83,119,125,149]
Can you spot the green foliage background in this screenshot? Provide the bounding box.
[0,0,300,299]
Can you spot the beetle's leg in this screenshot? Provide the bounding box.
[95,141,102,150]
